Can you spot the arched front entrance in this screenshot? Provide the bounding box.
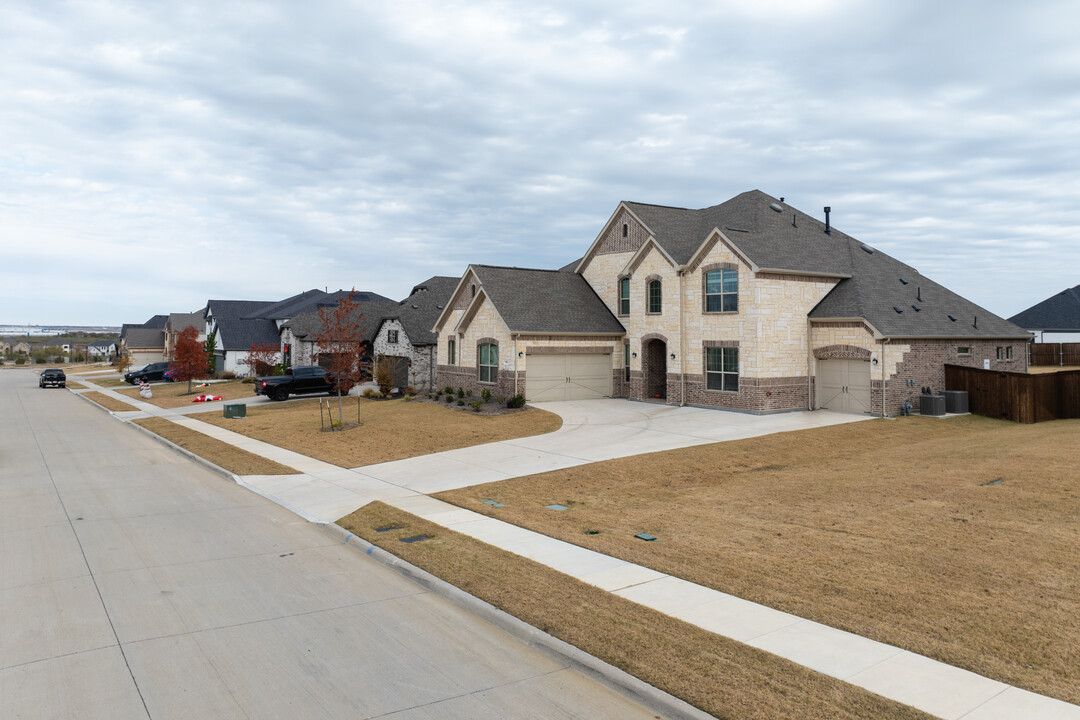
[642,338,667,400]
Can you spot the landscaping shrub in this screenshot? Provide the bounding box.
[466,389,473,397]
[219,370,237,380]
[444,386,453,396]
[481,388,492,403]
[15,356,26,365]
[363,388,379,398]
[470,400,483,412]
[443,393,453,403]
[241,377,256,384]
[457,399,465,406]
[404,386,416,396]
[457,387,465,398]
[507,393,526,409]
[35,357,45,364]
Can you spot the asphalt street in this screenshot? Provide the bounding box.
[0,369,662,719]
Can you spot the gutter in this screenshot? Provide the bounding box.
[679,267,686,406]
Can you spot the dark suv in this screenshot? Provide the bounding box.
[39,369,67,388]
[125,362,171,384]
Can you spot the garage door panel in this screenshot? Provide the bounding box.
[817,359,871,414]
[526,353,611,401]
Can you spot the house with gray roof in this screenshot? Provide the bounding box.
[1008,285,1080,343]
[283,294,399,378]
[203,299,279,376]
[371,276,458,391]
[124,327,166,365]
[437,190,1030,415]
[432,265,626,401]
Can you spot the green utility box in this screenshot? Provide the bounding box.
[223,403,247,419]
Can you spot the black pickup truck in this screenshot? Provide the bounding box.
[253,366,354,402]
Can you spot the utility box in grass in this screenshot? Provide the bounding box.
[223,403,246,419]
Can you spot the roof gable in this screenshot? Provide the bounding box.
[1008,285,1080,332]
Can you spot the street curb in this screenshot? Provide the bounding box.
[318,521,715,720]
[122,414,247,484]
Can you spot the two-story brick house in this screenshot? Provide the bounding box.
[437,191,1031,415]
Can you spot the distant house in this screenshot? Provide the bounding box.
[1009,285,1080,343]
[203,299,278,376]
[286,297,398,375]
[87,340,117,358]
[275,289,393,367]
[371,276,458,391]
[163,312,206,361]
[124,328,166,366]
[12,341,32,355]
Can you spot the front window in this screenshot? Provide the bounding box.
[448,338,456,365]
[648,280,662,313]
[957,346,971,356]
[1005,346,1013,360]
[706,347,739,392]
[996,347,1003,360]
[705,269,738,312]
[388,329,398,344]
[479,343,498,383]
[619,278,630,315]
[624,344,631,382]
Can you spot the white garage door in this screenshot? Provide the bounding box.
[526,354,612,402]
[817,359,872,414]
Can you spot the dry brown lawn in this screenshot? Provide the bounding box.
[195,397,562,468]
[82,391,140,412]
[65,381,88,390]
[86,376,130,387]
[337,503,931,720]
[117,380,254,408]
[134,418,297,475]
[436,414,1080,705]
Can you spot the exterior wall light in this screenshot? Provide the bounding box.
[631,352,637,358]
[670,353,676,360]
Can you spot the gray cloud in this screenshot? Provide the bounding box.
[2,0,1078,324]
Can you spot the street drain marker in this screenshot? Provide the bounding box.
[635,533,657,541]
[545,504,569,511]
[480,499,504,507]
[399,535,430,544]
[375,525,403,532]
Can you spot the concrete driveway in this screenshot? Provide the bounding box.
[1,371,664,720]
[230,399,873,522]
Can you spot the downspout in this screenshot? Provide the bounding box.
[806,317,813,410]
[881,338,888,418]
[513,335,519,396]
[679,268,686,405]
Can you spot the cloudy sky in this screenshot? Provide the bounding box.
[2,1,1078,326]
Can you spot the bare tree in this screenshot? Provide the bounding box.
[311,291,368,425]
[240,342,281,377]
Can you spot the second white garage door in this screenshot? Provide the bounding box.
[816,359,872,414]
[526,353,612,402]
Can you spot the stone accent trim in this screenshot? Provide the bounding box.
[700,262,738,273]
[525,346,613,355]
[703,339,740,348]
[812,321,867,329]
[640,332,669,344]
[814,344,872,360]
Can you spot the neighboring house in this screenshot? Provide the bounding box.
[1008,285,1080,343]
[371,276,458,391]
[286,296,399,374]
[87,340,117,358]
[12,341,32,355]
[163,312,206,361]
[437,190,1030,415]
[120,314,168,341]
[124,328,166,366]
[203,299,278,376]
[275,289,393,367]
[432,265,626,401]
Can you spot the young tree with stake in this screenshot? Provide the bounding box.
[169,326,210,395]
[311,291,367,426]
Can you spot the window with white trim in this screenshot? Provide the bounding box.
[479,343,498,383]
[957,346,971,356]
[705,347,739,392]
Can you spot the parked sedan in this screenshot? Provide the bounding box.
[124,361,171,384]
[39,368,67,388]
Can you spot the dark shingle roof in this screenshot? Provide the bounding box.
[1008,285,1080,332]
[167,312,205,333]
[379,276,459,345]
[205,299,280,351]
[120,314,168,339]
[244,289,393,321]
[471,265,625,334]
[125,328,164,349]
[289,299,400,343]
[620,190,1027,339]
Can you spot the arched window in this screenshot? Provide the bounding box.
[647,280,662,313]
[622,223,628,238]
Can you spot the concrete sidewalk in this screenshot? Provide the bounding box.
[75,381,1080,720]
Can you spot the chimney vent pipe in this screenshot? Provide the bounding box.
[824,207,831,234]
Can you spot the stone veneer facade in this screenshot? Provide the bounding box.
[373,319,437,391]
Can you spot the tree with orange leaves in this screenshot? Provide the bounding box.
[169,325,210,395]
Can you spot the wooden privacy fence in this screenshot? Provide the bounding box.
[1029,342,1080,366]
[945,364,1080,423]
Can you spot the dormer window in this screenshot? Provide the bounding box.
[622,223,628,238]
[388,329,398,344]
[470,284,476,298]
